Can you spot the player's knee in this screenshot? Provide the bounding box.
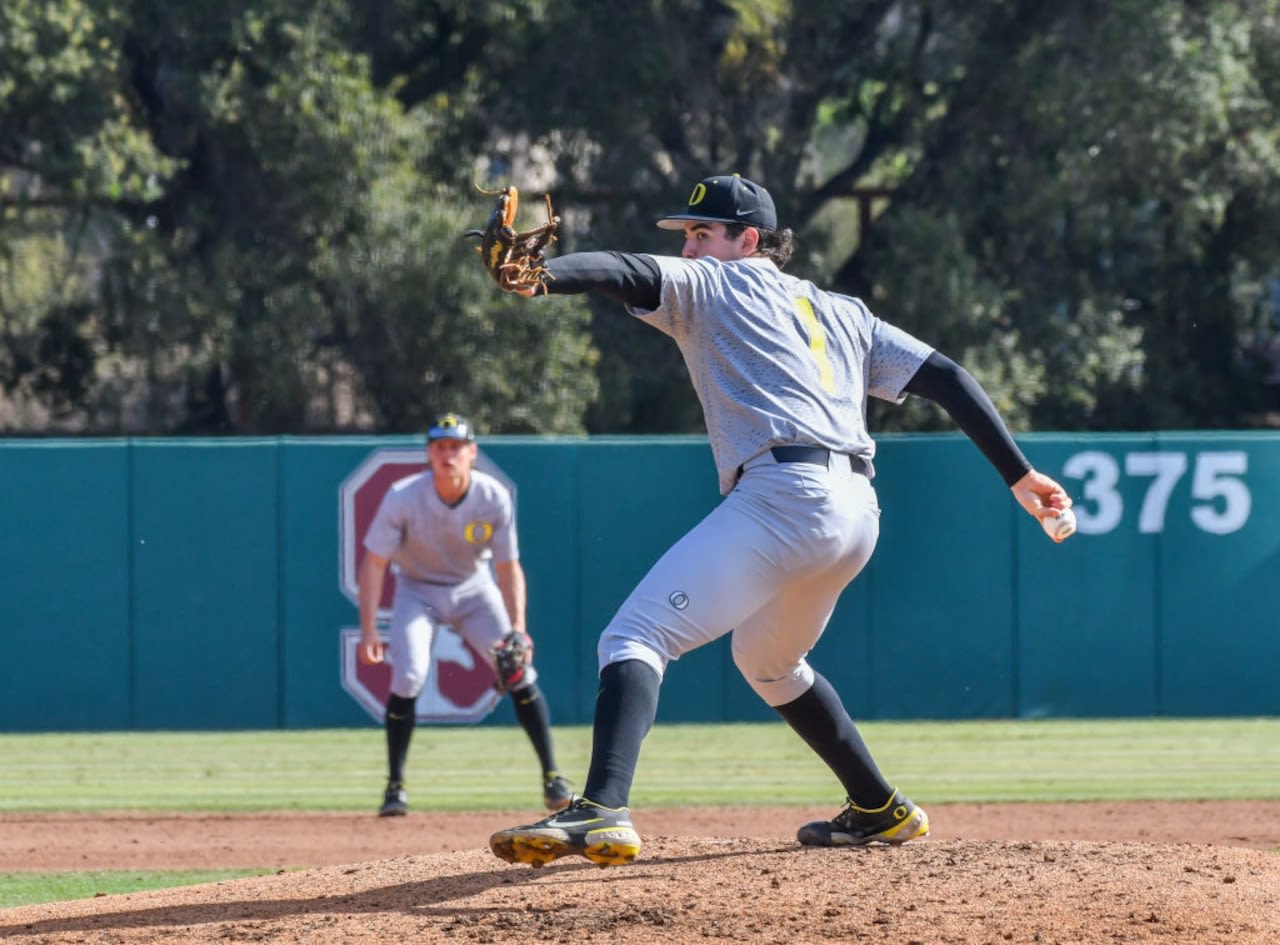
[394,671,427,698]
[597,631,667,681]
[735,656,815,707]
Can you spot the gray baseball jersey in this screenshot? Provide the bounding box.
[363,468,522,698]
[630,255,933,494]
[601,254,934,706]
[363,468,518,582]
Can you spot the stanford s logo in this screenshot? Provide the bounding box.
[337,446,519,724]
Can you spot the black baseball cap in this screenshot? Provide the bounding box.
[657,174,777,231]
[426,412,476,442]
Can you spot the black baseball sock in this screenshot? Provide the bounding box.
[510,681,558,776]
[385,694,416,784]
[774,672,894,808]
[582,659,660,809]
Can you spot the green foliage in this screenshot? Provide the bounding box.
[319,175,596,432]
[1,0,597,433]
[859,1,1280,431]
[0,222,95,419]
[0,0,178,198]
[3,0,1280,433]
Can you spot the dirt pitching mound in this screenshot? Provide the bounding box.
[1,838,1278,945]
[0,803,1277,944]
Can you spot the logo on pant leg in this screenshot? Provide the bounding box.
[668,591,690,610]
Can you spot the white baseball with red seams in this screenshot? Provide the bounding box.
[1041,507,1077,542]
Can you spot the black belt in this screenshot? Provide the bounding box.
[769,446,870,477]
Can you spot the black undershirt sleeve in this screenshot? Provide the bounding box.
[902,351,1033,487]
[542,252,662,310]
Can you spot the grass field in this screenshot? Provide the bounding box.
[0,870,270,909]
[1,718,1276,812]
[1,718,1276,907]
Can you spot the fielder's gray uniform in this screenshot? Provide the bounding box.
[598,255,933,706]
[363,469,533,698]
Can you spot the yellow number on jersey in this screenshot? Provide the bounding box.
[792,297,835,393]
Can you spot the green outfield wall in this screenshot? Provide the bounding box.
[1,433,1276,731]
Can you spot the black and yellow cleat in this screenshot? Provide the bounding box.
[796,788,929,847]
[378,780,408,817]
[490,797,641,867]
[542,772,574,812]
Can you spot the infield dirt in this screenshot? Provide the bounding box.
[1,801,1278,944]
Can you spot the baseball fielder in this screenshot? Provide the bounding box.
[482,175,1073,867]
[358,412,572,816]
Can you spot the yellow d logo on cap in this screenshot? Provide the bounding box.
[688,183,707,207]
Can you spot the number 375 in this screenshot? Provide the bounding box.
[1063,451,1251,536]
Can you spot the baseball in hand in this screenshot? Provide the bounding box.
[1041,507,1077,542]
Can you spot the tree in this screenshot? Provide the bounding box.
[5,0,1280,435]
[857,1,1280,431]
[0,0,177,427]
[0,0,598,433]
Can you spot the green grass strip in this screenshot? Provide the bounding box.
[0,718,1275,811]
[0,869,271,909]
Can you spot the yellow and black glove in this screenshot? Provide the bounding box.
[464,186,558,295]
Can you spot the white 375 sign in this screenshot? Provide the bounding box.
[1063,450,1251,536]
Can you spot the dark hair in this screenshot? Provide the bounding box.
[725,223,795,269]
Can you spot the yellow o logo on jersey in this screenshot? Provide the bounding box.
[464,520,494,544]
[688,183,707,207]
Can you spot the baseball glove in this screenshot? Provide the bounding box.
[464,185,559,294]
[491,629,535,693]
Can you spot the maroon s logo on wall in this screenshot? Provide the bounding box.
[336,447,516,723]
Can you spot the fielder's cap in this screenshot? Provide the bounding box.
[657,174,777,231]
[426,412,476,442]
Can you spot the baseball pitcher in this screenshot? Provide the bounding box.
[474,176,1073,867]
